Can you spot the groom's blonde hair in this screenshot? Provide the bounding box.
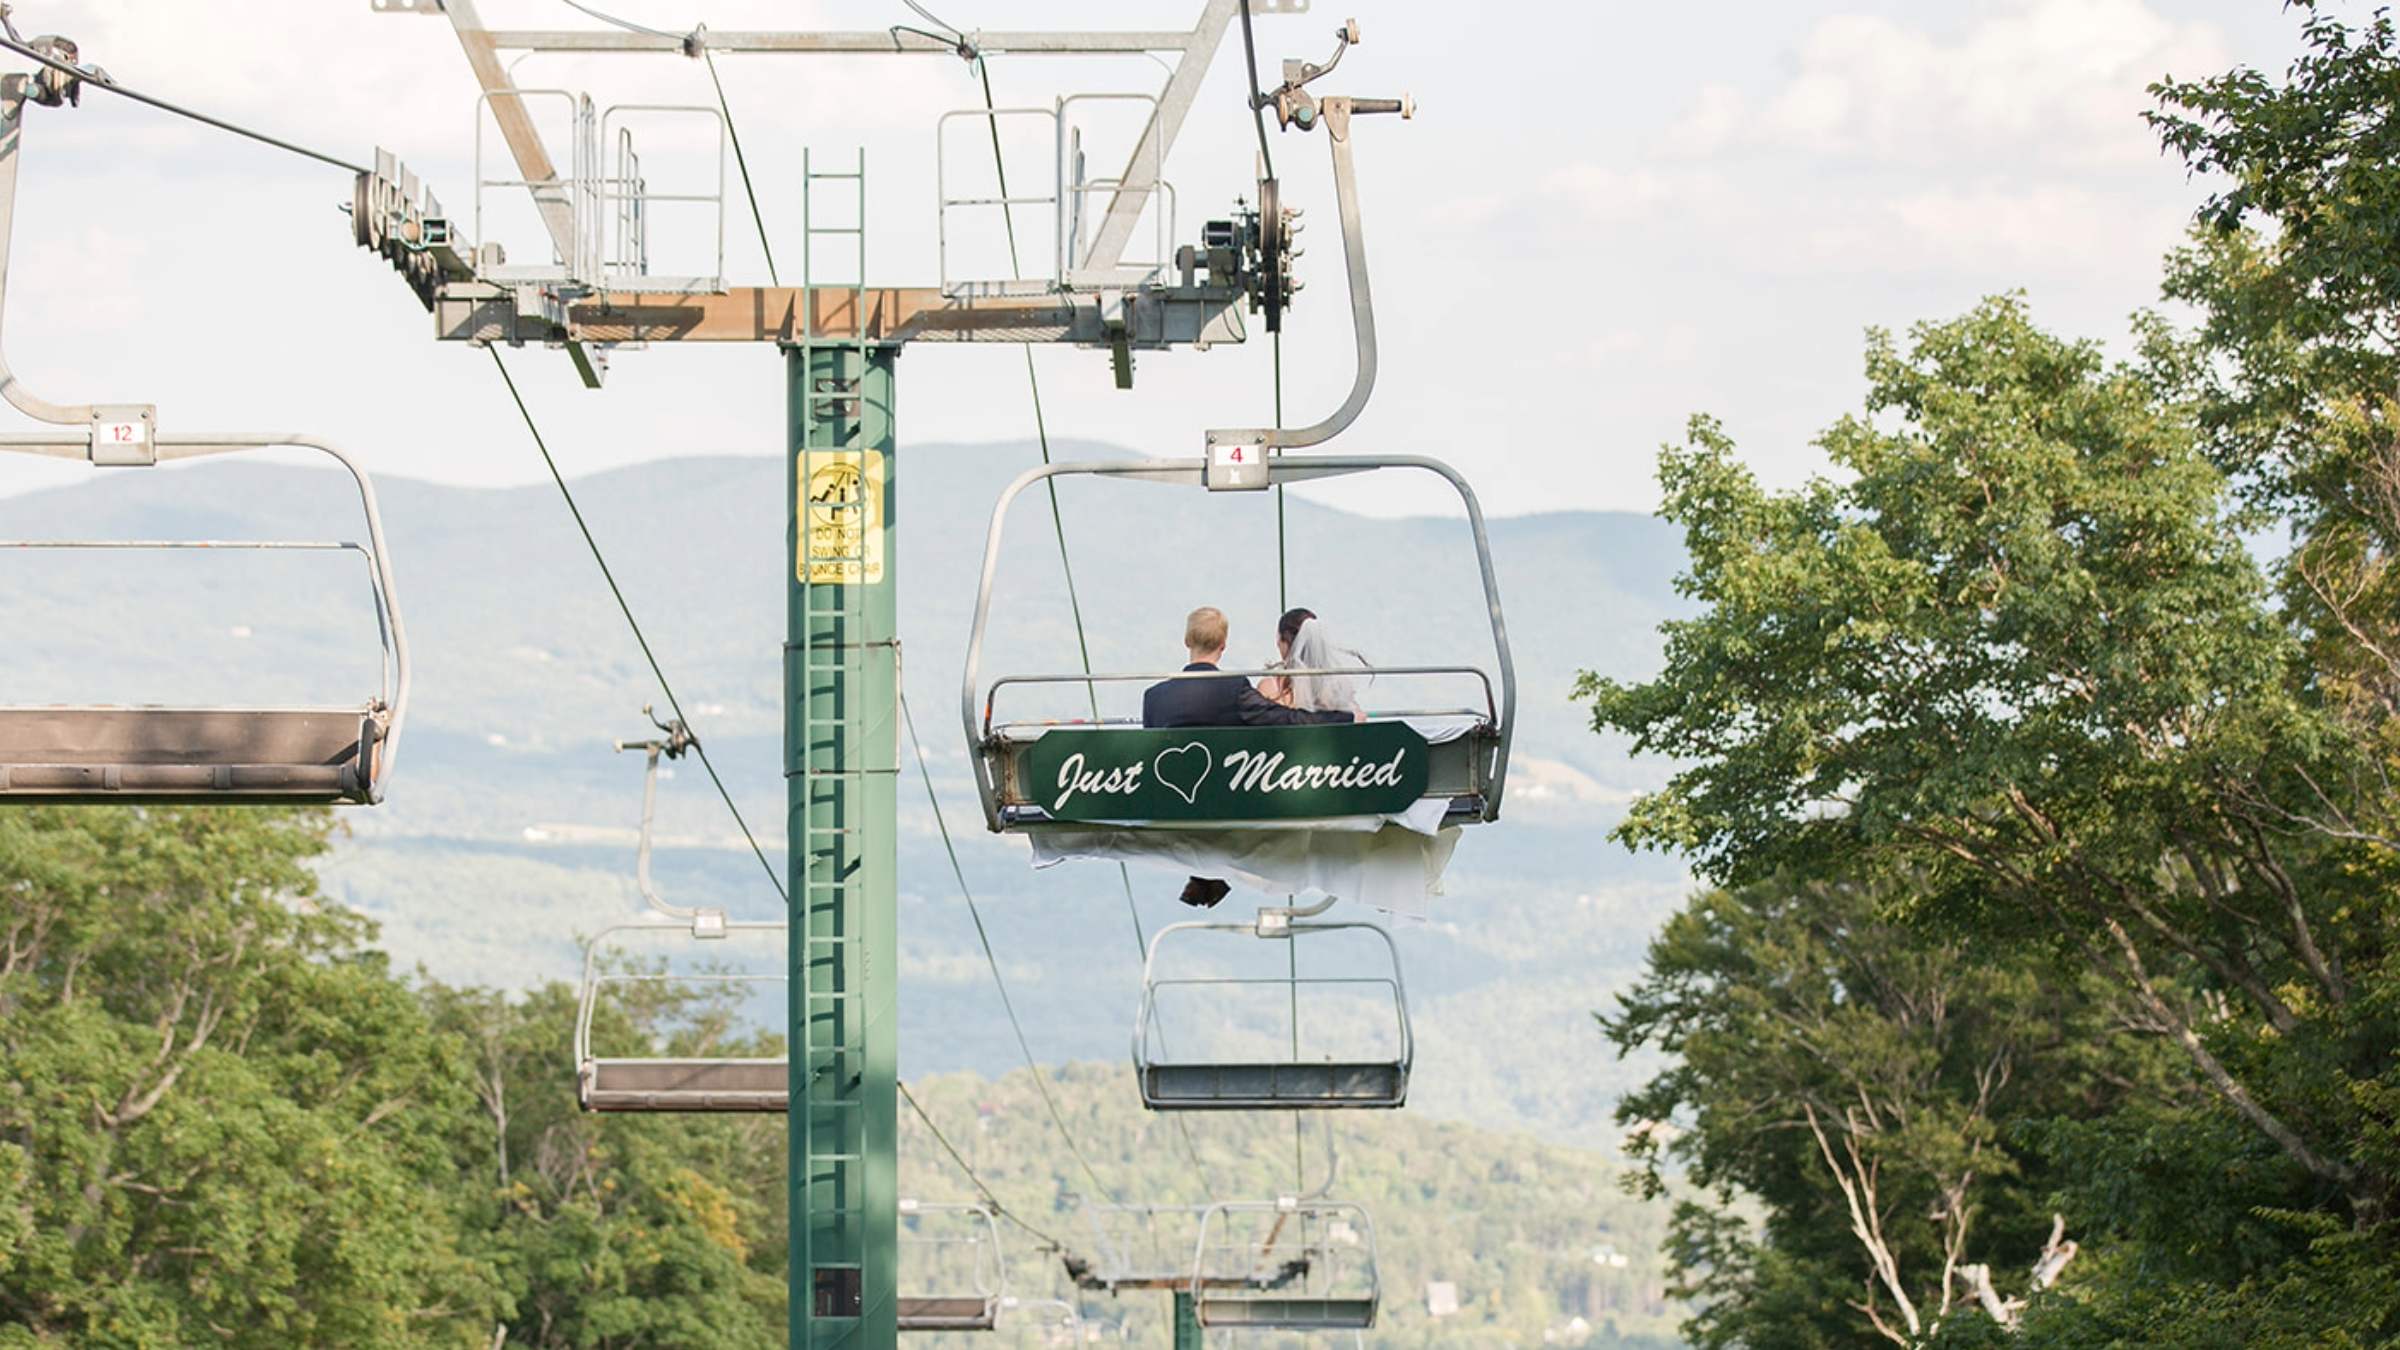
[1184,606,1229,653]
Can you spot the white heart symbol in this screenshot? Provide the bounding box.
[1152,742,1213,805]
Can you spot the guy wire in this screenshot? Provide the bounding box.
[900,692,1122,1205]
[488,347,789,907]
[703,46,780,286]
[899,1080,1075,1252]
[972,56,1159,966]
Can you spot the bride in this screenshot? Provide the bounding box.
[1259,607,1370,716]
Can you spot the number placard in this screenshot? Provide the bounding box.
[1204,432,1271,490]
[95,421,146,448]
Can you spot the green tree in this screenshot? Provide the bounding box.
[0,806,496,1348]
[419,979,788,1350]
[2149,3,2400,921]
[1580,298,2400,1341]
[1604,873,2157,1349]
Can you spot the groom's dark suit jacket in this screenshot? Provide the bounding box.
[1141,662,1355,729]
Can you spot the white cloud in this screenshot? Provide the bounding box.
[1657,81,1748,157]
[1701,0,2228,170]
[1540,162,1722,224]
[1793,181,2184,279]
[1582,324,1705,370]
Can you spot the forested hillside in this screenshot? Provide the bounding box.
[0,806,1685,1348]
[0,445,1688,1156]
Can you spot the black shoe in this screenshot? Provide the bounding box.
[1178,877,1232,909]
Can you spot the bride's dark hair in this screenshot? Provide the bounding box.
[1277,607,1317,648]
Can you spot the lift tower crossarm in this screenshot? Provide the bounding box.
[406,0,1243,286]
[432,284,1245,347]
[1079,0,1236,285]
[479,30,1204,55]
[435,0,581,268]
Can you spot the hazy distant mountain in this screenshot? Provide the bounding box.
[0,442,1689,1153]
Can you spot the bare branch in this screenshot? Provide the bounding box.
[2099,917,2357,1190]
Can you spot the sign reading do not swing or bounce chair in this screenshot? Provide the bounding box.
[1019,719,1430,824]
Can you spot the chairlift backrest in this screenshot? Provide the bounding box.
[1134,916,1411,1111]
[1190,1199,1380,1332]
[0,433,409,805]
[573,916,788,1112]
[574,736,785,1112]
[959,454,1515,834]
[898,1199,1007,1332]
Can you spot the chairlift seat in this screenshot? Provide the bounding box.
[1141,1060,1406,1111]
[1191,1199,1381,1333]
[897,1296,1000,1332]
[0,433,411,806]
[578,1056,789,1112]
[1195,1296,1376,1331]
[0,706,387,804]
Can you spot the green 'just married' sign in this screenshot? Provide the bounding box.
[1017,721,1431,823]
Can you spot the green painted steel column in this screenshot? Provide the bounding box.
[787,339,901,1350]
[1173,1291,1203,1350]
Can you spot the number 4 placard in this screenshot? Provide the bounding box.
[1204,430,1271,491]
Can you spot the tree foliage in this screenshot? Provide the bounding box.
[1583,295,2400,1343]
[0,807,794,1350]
[1603,873,2166,1349]
[0,806,494,1348]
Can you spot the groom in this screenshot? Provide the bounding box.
[1142,606,1358,907]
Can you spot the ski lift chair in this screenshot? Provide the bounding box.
[960,454,1514,836]
[898,1199,1007,1332]
[0,434,409,804]
[1134,904,1410,1110]
[1191,1198,1380,1332]
[574,714,788,1111]
[573,917,788,1111]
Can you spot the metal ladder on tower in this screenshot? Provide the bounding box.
[791,146,898,1348]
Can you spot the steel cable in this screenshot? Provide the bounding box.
[898,1080,1076,1252]
[968,54,1224,1204]
[900,692,1121,1206]
[0,32,366,173]
[488,347,789,907]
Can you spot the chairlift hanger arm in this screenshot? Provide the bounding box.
[0,76,119,427]
[1236,93,1411,452]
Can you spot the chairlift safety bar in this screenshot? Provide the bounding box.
[981,664,1496,737]
[1136,918,1412,1064]
[571,916,788,1068]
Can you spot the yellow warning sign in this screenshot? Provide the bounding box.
[799,449,885,585]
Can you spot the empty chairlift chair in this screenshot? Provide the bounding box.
[1134,906,1411,1110]
[0,433,409,804]
[574,714,789,1112]
[897,1200,1007,1332]
[960,454,1516,839]
[1191,1198,1381,1332]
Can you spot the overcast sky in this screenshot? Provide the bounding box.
[0,0,2326,518]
